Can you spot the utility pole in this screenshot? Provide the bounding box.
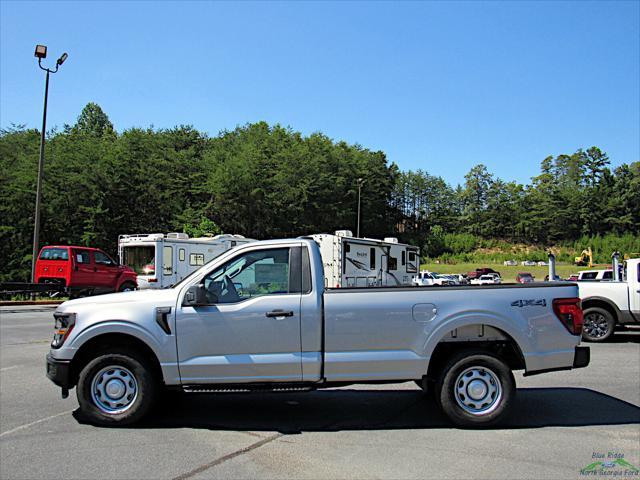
[31,45,68,281]
[356,178,365,237]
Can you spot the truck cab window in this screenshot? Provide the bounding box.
[74,250,90,264]
[94,251,115,266]
[203,248,290,304]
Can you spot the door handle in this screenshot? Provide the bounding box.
[265,310,294,318]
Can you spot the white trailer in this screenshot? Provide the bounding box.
[310,230,419,288]
[118,233,256,289]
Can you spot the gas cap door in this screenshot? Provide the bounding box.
[412,303,437,322]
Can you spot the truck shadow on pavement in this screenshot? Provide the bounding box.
[607,331,640,343]
[101,387,640,433]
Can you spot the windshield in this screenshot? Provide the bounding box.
[122,245,155,275]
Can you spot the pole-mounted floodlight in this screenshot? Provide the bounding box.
[34,45,47,59]
[56,53,68,66]
[31,45,68,283]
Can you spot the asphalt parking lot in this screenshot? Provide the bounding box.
[1,305,639,479]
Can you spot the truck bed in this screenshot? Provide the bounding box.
[322,282,581,382]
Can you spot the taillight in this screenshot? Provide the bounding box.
[52,313,76,348]
[552,298,583,335]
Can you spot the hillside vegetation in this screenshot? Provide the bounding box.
[1,103,638,281]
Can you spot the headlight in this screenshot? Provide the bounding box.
[51,312,76,349]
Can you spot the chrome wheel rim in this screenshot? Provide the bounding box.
[583,313,609,339]
[454,366,502,415]
[91,365,138,414]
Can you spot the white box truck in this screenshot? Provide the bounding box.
[311,230,419,287]
[118,233,256,289]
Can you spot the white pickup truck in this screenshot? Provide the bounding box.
[578,258,640,341]
[46,238,589,428]
[412,271,455,286]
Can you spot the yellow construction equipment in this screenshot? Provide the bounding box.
[575,248,593,267]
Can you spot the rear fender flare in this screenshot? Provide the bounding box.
[422,311,531,363]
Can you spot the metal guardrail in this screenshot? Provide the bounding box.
[0,282,64,295]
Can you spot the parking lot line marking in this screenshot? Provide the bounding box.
[0,409,74,438]
[0,365,19,372]
[172,433,283,480]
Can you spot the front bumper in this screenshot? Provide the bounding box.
[46,354,72,389]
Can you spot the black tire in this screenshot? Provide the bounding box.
[76,349,157,426]
[436,351,515,428]
[118,281,136,292]
[582,307,615,342]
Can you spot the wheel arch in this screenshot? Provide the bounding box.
[425,324,526,383]
[69,332,164,388]
[116,276,138,290]
[581,296,620,324]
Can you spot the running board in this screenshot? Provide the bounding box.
[182,384,315,394]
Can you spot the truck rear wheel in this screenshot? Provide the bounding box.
[582,307,615,342]
[436,352,515,428]
[76,349,157,426]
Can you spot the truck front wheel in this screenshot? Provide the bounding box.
[436,352,515,428]
[76,350,157,426]
[582,307,615,342]
[118,281,136,292]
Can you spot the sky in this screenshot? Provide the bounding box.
[1,1,638,186]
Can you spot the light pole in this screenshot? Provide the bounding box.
[31,45,68,282]
[356,177,365,238]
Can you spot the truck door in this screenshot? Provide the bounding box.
[93,250,119,288]
[71,249,93,287]
[176,245,303,383]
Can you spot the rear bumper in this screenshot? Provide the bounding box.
[524,346,590,376]
[572,346,590,369]
[46,354,72,389]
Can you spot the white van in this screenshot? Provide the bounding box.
[118,233,256,289]
[311,230,419,288]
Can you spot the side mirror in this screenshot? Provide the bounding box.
[183,284,211,306]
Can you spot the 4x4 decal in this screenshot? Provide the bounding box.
[511,299,547,308]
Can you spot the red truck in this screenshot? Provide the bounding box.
[466,267,501,280]
[35,245,137,297]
